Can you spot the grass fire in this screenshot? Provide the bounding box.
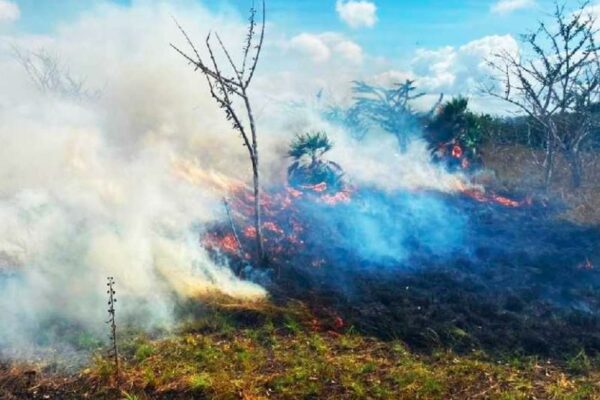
[1,1,600,399]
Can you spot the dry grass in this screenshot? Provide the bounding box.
[482,144,600,224]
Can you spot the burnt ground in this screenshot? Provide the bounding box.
[224,188,600,360]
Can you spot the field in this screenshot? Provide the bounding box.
[3,299,600,400]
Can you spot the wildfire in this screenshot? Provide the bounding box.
[304,182,328,193]
[299,182,353,205]
[452,145,463,158]
[172,157,247,193]
[263,221,285,235]
[202,177,355,263]
[321,191,352,205]
[203,233,242,255]
[244,226,257,238]
[198,143,535,272]
[456,182,530,208]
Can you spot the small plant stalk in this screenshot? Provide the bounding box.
[106,276,120,386]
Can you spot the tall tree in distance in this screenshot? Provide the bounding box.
[332,80,443,149]
[485,1,600,188]
[171,1,267,263]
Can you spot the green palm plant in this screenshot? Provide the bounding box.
[287,131,344,192]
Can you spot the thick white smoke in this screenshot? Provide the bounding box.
[0,2,270,356]
[0,1,471,357]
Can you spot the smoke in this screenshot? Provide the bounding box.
[272,104,474,193]
[300,189,466,267]
[0,1,472,357]
[0,2,270,357]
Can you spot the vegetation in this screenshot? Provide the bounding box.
[12,45,101,101]
[3,300,600,399]
[287,131,345,191]
[329,80,441,148]
[425,96,489,170]
[106,277,120,386]
[485,1,600,188]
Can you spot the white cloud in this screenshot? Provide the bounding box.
[0,0,19,22]
[491,0,536,15]
[334,39,363,62]
[336,0,377,28]
[287,32,363,64]
[410,35,519,96]
[289,33,331,63]
[283,30,519,113]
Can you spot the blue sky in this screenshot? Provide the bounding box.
[12,0,556,57]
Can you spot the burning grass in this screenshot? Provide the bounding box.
[2,300,599,400]
[482,144,600,224]
[202,166,600,360]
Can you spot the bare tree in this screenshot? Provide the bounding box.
[171,1,267,263]
[484,1,600,188]
[12,46,100,101]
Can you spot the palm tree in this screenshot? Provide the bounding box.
[287,132,344,192]
[427,97,484,171]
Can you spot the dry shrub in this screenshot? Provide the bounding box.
[483,144,600,225]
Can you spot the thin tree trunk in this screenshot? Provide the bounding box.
[252,157,265,264]
[243,91,265,264]
[543,130,555,189]
[565,149,583,188]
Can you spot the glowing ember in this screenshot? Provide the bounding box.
[490,194,521,208]
[463,189,488,203]
[204,233,240,254]
[452,145,463,158]
[220,234,239,253]
[304,182,328,193]
[321,190,352,205]
[461,158,470,170]
[263,221,285,235]
[461,188,529,208]
[286,187,303,198]
[244,226,257,238]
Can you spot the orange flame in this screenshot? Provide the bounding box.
[452,145,463,158]
[203,233,240,254]
[172,158,247,193]
[263,221,285,235]
[244,226,257,238]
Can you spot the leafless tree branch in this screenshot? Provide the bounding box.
[172,1,268,264]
